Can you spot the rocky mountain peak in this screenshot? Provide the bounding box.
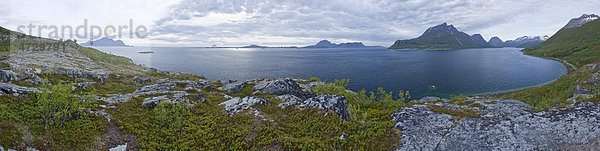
[487,36,504,47]
[563,14,599,29]
[470,34,487,45]
[423,22,459,35]
[513,35,548,42]
[488,36,503,43]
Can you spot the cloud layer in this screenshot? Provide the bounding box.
[150,0,599,46]
[2,0,599,46]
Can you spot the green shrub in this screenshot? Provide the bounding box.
[312,79,408,121]
[35,82,95,128]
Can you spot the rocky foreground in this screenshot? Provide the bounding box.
[3,63,600,150]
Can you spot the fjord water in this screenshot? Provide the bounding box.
[95,47,567,99]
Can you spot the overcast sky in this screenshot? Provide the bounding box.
[2,0,599,47]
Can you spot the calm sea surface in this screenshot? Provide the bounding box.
[94,47,567,99]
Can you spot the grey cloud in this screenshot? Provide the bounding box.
[150,0,596,46]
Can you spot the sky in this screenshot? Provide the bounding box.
[1,0,599,47]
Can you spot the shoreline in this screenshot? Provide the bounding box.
[477,53,575,97]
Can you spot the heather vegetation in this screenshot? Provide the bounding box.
[112,78,405,150]
[0,82,106,150]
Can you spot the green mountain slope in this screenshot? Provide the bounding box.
[505,16,600,111]
[389,23,493,50]
[523,19,600,67]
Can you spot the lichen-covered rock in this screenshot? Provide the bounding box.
[253,80,270,90]
[136,80,176,95]
[20,73,43,85]
[280,94,349,120]
[189,81,215,89]
[254,78,314,99]
[274,94,303,105]
[173,92,190,100]
[0,83,37,96]
[109,143,127,151]
[99,93,134,103]
[391,105,455,151]
[475,99,533,117]
[411,96,448,103]
[184,87,202,92]
[141,95,168,108]
[72,82,95,91]
[0,70,18,82]
[222,81,245,94]
[392,98,600,151]
[87,109,111,122]
[219,96,268,114]
[221,79,238,85]
[49,66,109,82]
[133,76,151,84]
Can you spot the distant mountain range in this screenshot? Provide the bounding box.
[389,23,494,50]
[80,37,131,47]
[487,35,549,48]
[228,40,380,49]
[303,40,381,48]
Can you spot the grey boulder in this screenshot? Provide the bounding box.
[109,143,127,151]
[254,78,314,99]
[0,83,37,96]
[219,96,268,114]
[141,95,168,108]
[0,70,18,82]
[72,82,95,91]
[222,81,246,94]
[133,76,151,84]
[279,94,349,121]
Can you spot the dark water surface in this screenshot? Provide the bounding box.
[95,47,567,99]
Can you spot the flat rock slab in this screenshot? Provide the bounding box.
[392,99,600,151]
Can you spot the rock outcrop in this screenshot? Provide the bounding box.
[72,82,95,91]
[219,96,269,114]
[254,78,314,99]
[109,143,127,151]
[0,82,37,96]
[99,80,211,103]
[392,98,600,151]
[279,94,349,121]
[0,70,18,82]
[142,95,168,108]
[133,76,151,84]
[222,81,245,94]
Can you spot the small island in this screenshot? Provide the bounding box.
[80,37,132,47]
[303,40,381,48]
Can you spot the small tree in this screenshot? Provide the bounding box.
[172,102,192,140]
[154,101,170,135]
[36,81,95,128]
